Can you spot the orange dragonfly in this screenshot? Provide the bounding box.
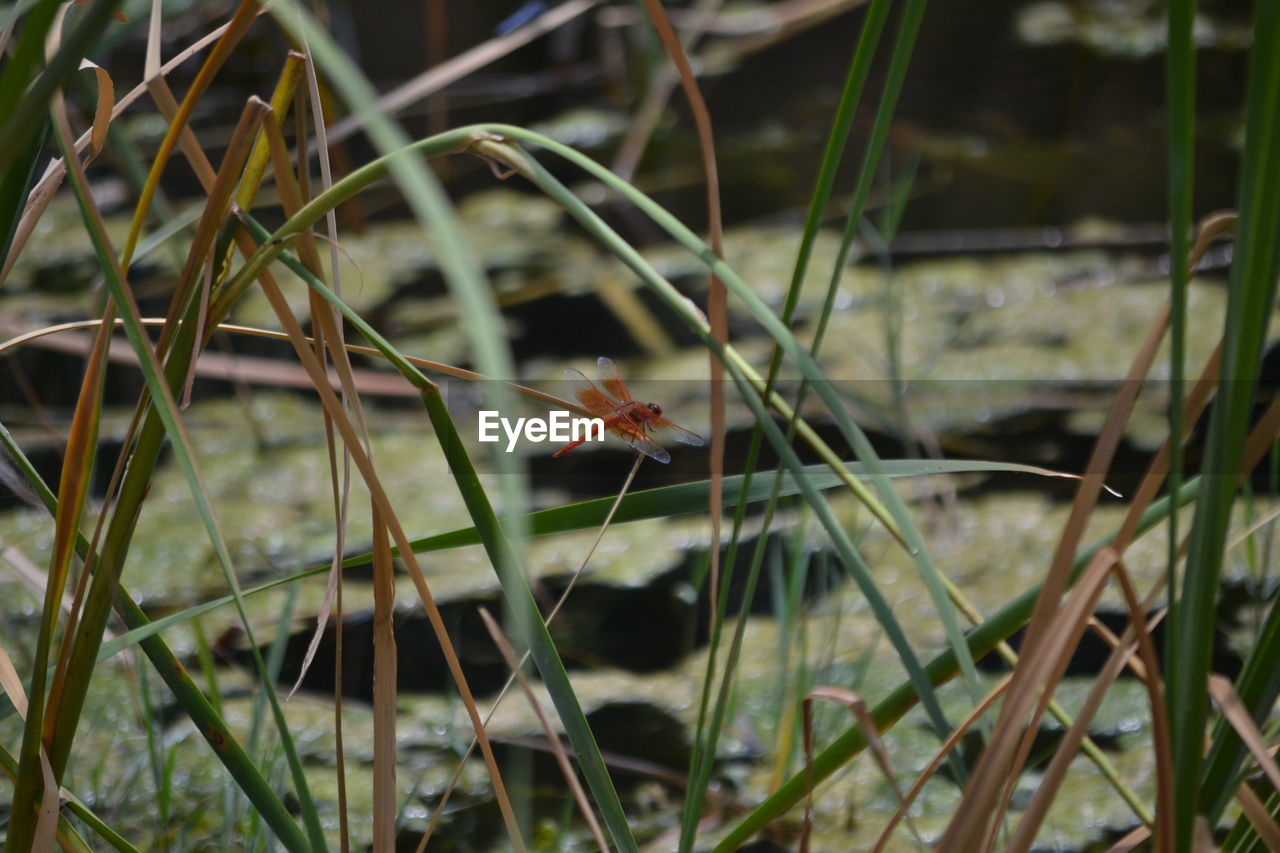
[553,357,704,464]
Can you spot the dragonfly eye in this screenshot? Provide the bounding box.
[647,402,663,416]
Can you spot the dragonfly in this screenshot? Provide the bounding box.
[553,357,704,464]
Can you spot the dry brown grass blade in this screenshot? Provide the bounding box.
[123,0,260,263]
[15,65,116,847]
[0,542,80,617]
[75,58,114,162]
[166,96,270,370]
[640,0,729,663]
[931,206,1240,845]
[937,568,1156,825]
[39,296,112,738]
[0,638,62,853]
[1188,211,1238,261]
[259,105,381,706]
[1115,344,1220,548]
[1086,609,1160,682]
[977,547,1122,851]
[1209,675,1280,796]
[1233,777,1280,850]
[941,292,1169,850]
[254,91,410,851]
[612,0,725,181]
[0,317,422,396]
[976,259,1270,850]
[1241,395,1280,474]
[1227,503,1280,552]
[1007,559,1171,853]
[874,676,1011,853]
[1107,825,1152,853]
[370,514,398,852]
[0,318,583,410]
[300,68,359,843]
[236,51,308,233]
[800,687,921,853]
[1193,816,1218,852]
[478,608,608,852]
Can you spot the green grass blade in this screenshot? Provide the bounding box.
[1202,586,1280,820]
[1168,2,1280,845]
[781,0,892,323]
[0,0,61,172]
[677,2,897,837]
[0,742,128,853]
[0,119,50,268]
[347,460,1065,560]
[420,385,638,853]
[67,461,1051,676]
[1165,0,1196,614]
[801,0,984,726]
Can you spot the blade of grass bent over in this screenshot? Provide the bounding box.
[468,134,959,742]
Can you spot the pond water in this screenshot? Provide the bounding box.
[0,0,1267,848]
[2,193,1272,850]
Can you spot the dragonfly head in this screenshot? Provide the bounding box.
[646,402,663,416]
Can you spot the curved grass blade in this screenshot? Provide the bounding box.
[0,0,123,180]
[460,135,964,760]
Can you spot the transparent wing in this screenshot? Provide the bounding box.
[648,418,705,448]
[596,356,632,402]
[613,419,671,463]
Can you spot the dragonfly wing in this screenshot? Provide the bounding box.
[618,427,671,464]
[596,356,633,402]
[606,407,671,463]
[565,367,619,416]
[650,418,705,447]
